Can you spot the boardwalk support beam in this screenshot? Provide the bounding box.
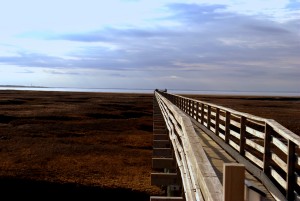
[151,173,178,186]
[150,196,184,201]
[152,158,175,169]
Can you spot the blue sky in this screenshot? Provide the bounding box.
[0,0,299,92]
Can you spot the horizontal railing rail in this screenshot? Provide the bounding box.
[155,91,223,201]
[158,91,300,201]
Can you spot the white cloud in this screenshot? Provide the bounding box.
[0,1,299,92]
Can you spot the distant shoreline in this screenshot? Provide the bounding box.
[0,86,299,97]
[0,85,48,88]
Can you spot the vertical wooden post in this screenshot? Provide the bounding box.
[239,116,246,156]
[181,97,183,110]
[225,111,230,143]
[286,140,296,200]
[263,123,272,176]
[207,105,211,129]
[191,101,195,119]
[201,103,204,124]
[180,97,182,110]
[188,99,192,116]
[190,100,192,116]
[196,102,200,122]
[215,108,220,136]
[223,163,245,201]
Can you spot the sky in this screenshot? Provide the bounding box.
[0,0,299,92]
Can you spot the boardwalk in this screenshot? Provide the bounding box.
[191,118,274,200]
[151,90,300,201]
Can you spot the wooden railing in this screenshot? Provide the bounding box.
[155,92,223,201]
[158,91,300,201]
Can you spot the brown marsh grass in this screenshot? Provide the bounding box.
[0,90,163,200]
[0,90,299,200]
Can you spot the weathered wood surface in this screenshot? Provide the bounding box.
[223,163,245,201]
[191,118,276,200]
[151,173,179,186]
[150,196,184,201]
[158,91,300,200]
[155,92,223,201]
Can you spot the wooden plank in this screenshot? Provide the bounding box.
[188,118,287,201]
[246,139,264,153]
[230,130,240,139]
[153,140,170,148]
[230,119,240,128]
[287,140,296,200]
[225,111,230,143]
[153,148,172,157]
[239,116,246,156]
[229,140,240,151]
[246,126,265,139]
[155,126,167,130]
[215,108,220,136]
[247,118,265,126]
[196,101,200,122]
[266,119,300,147]
[271,152,287,172]
[152,158,175,169]
[244,179,267,200]
[181,117,223,201]
[150,196,184,201]
[245,151,263,168]
[219,123,225,132]
[201,103,204,124]
[151,173,178,186]
[157,94,222,201]
[219,115,225,122]
[263,124,272,175]
[223,163,245,201]
[211,119,216,125]
[270,167,287,190]
[154,129,167,134]
[271,136,288,155]
[153,134,169,141]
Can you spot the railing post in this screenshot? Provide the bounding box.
[207,105,211,129]
[215,108,220,136]
[201,103,204,124]
[223,163,245,201]
[180,97,183,110]
[239,116,246,156]
[191,101,195,119]
[225,111,230,143]
[188,99,191,115]
[263,123,272,176]
[196,102,200,122]
[286,140,296,200]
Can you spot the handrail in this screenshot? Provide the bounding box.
[158,91,300,201]
[155,92,223,201]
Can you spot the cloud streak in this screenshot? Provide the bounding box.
[0,1,299,92]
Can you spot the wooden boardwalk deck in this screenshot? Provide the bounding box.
[190,117,275,200]
[152,90,300,200]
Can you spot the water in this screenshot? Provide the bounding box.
[0,86,299,97]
